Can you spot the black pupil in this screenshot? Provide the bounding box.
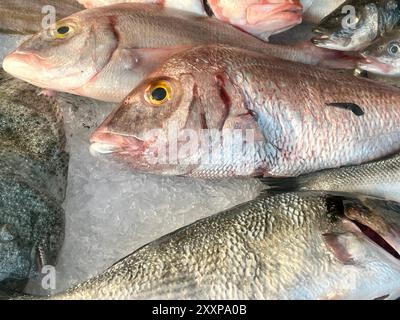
[152,87,167,101]
[57,26,70,35]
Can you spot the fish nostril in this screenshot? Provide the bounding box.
[0,224,15,242]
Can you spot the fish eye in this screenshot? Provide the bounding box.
[52,21,77,39]
[388,42,400,56]
[145,80,172,106]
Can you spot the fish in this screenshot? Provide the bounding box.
[357,29,400,76]
[0,0,83,35]
[264,153,400,203]
[90,45,400,179]
[312,0,400,51]
[38,192,400,300]
[2,3,354,103]
[0,69,67,293]
[301,0,346,24]
[76,0,305,40]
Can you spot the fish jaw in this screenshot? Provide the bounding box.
[357,55,397,76]
[209,0,303,37]
[2,50,55,89]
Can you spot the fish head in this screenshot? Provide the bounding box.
[358,31,400,76]
[312,1,381,51]
[2,13,118,93]
[90,47,262,177]
[317,195,400,299]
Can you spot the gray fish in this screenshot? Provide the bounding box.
[0,0,83,35]
[358,28,400,76]
[266,153,400,203]
[0,69,67,293]
[312,0,400,51]
[43,192,400,300]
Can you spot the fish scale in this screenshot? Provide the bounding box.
[34,192,400,300]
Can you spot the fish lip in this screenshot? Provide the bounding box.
[357,55,394,74]
[89,131,145,156]
[2,50,53,86]
[344,215,400,262]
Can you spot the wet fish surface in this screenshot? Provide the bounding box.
[0,0,83,35]
[265,153,400,203]
[301,0,345,24]
[41,192,400,300]
[91,45,400,179]
[312,0,400,51]
[0,69,67,293]
[3,3,352,103]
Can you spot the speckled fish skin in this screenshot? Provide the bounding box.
[312,0,400,51]
[0,69,67,293]
[90,45,400,179]
[2,3,351,103]
[301,0,345,24]
[271,153,400,203]
[0,0,83,34]
[47,192,400,300]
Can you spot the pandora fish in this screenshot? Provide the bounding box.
[2,3,353,103]
[91,45,400,178]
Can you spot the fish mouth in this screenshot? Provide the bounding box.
[312,27,350,49]
[2,50,53,87]
[357,54,394,75]
[89,130,145,157]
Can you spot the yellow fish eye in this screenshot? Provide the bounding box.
[53,21,77,39]
[145,80,172,106]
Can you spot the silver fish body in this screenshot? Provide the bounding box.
[47,192,400,300]
[301,0,346,24]
[268,153,400,203]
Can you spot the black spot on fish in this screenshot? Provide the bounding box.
[326,103,365,116]
[203,0,214,17]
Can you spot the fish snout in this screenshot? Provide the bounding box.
[2,50,50,83]
[90,127,144,157]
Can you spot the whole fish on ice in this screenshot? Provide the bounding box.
[41,192,400,300]
[2,3,353,103]
[91,45,400,179]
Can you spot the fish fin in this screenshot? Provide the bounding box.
[326,103,365,116]
[323,233,356,265]
[258,176,301,192]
